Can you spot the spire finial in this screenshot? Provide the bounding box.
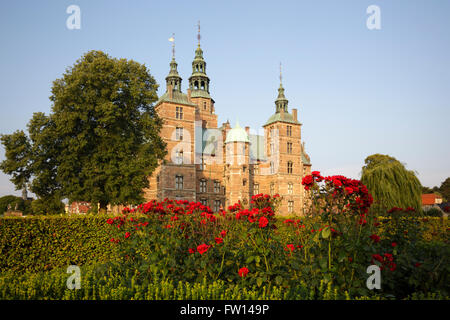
[279,62,282,85]
[169,33,175,59]
[197,20,201,46]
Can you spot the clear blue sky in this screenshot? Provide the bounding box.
[0,0,449,197]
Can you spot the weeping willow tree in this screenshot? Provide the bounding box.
[361,154,422,213]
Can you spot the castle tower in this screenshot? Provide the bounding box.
[189,22,218,129]
[261,65,310,214]
[224,121,252,207]
[144,37,198,202]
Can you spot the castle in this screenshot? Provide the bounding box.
[144,35,312,215]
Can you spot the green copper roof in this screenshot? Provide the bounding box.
[190,90,212,99]
[264,112,300,126]
[225,121,249,144]
[249,134,266,160]
[302,151,311,165]
[167,58,181,78]
[156,90,197,107]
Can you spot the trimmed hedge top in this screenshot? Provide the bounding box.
[0,216,119,273]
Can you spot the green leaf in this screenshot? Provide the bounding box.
[321,227,331,239]
[256,278,263,287]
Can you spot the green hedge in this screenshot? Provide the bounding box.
[0,216,118,273]
[1,264,447,300]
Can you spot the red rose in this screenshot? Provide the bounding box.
[197,244,210,255]
[333,179,342,187]
[391,242,397,247]
[215,237,223,244]
[302,175,313,186]
[188,248,196,254]
[285,244,295,252]
[107,218,114,224]
[258,216,268,228]
[238,267,249,278]
[372,254,383,263]
[220,230,227,237]
[369,234,380,243]
[124,232,131,239]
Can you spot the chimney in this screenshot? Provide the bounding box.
[168,84,173,99]
[292,108,298,121]
[187,88,191,101]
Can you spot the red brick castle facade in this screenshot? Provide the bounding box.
[144,38,312,215]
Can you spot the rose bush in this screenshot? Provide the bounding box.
[105,171,449,299]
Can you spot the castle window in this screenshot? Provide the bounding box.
[287,126,292,137]
[176,107,183,119]
[243,166,247,173]
[200,179,207,193]
[287,142,292,154]
[214,181,220,193]
[287,161,293,174]
[203,101,207,110]
[270,161,274,174]
[288,182,293,194]
[214,200,221,212]
[175,150,183,164]
[176,127,183,141]
[254,183,259,194]
[201,81,205,90]
[288,200,294,213]
[270,183,275,195]
[243,179,247,186]
[175,175,183,190]
[201,198,207,206]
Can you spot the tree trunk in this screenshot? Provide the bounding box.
[22,185,28,201]
[99,201,108,214]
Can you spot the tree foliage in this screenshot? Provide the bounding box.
[0,195,32,215]
[0,131,32,192]
[361,154,422,212]
[0,51,166,211]
[439,177,450,202]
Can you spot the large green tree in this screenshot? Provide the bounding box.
[1,50,166,212]
[0,131,32,197]
[439,177,450,201]
[361,154,422,212]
